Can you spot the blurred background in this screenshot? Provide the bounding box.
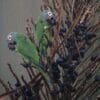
[0,0,42,97]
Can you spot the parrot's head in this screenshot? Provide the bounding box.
[40,10,56,28]
[7,32,17,51]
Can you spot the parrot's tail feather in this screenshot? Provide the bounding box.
[33,64,52,88]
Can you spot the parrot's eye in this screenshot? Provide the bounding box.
[47,17,56,26]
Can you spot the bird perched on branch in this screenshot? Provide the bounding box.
[35,9,56,56]
[7,32,51,86]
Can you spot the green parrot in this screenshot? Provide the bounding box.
[35,10,56,56]
[7,32,51,85]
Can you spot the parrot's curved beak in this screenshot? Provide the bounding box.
[8,41,16,51]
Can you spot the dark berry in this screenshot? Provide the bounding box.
[15,82,21,87]
[80,47,85,58]
[90,54,98,61]
[95,75,100,81]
